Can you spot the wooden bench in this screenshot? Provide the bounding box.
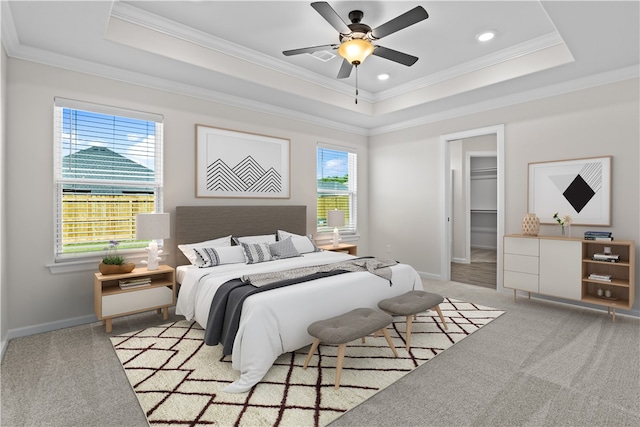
[378,290,448,351]
[303,307,398,389]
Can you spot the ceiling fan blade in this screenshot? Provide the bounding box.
[337,59,353,79]
[283,44,338,56]
[311,2,351,34]
[371,6,428,39]
[372,45,419,66]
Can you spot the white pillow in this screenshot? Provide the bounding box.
[193,246,246,268]
[233,234,276,245]
[178,235,232,265]
[277,230,319,254]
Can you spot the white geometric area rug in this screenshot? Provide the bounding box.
[110,298,504,427]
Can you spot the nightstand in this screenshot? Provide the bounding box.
[94,265,176,333]
[317,243,357,256]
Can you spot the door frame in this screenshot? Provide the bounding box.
[440,124,505,292]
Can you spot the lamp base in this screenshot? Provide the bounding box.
[332,228,340,248]
[143,242,161,271]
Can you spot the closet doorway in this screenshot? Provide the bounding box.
[450,152,497,288]
[440,125,505,292]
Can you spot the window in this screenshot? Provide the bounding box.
[317,144,357,234]
[53,98,164,261]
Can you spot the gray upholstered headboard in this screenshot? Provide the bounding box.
[175,205,307,266]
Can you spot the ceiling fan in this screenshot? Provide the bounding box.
[283,2,429,79]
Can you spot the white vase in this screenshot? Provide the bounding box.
[521,213,540,236]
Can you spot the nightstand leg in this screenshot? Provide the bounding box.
[162,307,169,320]
[105,318,112,333]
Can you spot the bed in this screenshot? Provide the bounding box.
[174,205,424,393]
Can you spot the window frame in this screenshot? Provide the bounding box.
[316,143,358,235]
[53,98,164,263]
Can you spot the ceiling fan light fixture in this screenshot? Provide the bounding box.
[338,39,374,65]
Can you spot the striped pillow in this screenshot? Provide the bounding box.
[193,246,246,268]
[241,242,274,264]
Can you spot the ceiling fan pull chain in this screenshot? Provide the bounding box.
[354,66,358,104]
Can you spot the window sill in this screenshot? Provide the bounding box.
[47,251,168,274]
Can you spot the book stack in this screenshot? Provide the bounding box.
[119,277,152,289]
[584,231,613,241]
[592,253,620,262]
[588,273,612,282]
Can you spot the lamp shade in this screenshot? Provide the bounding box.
[338,39,374,65]
[327,209,345,228]
[135,213,170,240]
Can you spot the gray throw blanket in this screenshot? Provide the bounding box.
[241,257,399,287]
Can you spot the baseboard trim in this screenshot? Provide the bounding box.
[418,271,441,281]
[6,314,97,342]
[1,338,7,362]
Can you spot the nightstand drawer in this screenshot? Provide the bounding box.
[102,286,173,317]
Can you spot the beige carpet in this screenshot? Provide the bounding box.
[110,298,504,427]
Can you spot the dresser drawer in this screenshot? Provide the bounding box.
[504,270,539,293]
[504,236,539,256]
[504,253,538,274]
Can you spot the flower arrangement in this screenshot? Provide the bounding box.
[553,212,572,226]
[553,212,572,236]
[102,240,126,265]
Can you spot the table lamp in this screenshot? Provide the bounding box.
[135,213,170,270]
[327,209,345,247]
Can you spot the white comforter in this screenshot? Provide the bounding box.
[176,251,423,393]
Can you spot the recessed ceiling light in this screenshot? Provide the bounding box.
[377,73,390,81]
[476,30,496,42]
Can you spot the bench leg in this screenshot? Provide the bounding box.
[405,315,413,351]
[335,343,347,389]
[380,328,399,357]
[303,338,320,369]
[433,305,448,330]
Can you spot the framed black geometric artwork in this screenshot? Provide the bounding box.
[528,156,611,226]
[195,124,290,198]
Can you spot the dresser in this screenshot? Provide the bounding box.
[503,235,635,321]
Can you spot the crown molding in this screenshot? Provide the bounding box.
[1,1,20,55]
[369,65,639,135]
[109,1,375,103]
[5,41,368,135]
[3,1,637,138]
[373,31,568,102]
[5,37,637,138]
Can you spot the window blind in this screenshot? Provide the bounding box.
[317,143,357,233]
[53,98,164,260]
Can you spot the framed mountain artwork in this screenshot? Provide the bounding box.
[196,124,290,198]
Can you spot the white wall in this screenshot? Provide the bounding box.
[4,58,368,336]
[369,78,640,317]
